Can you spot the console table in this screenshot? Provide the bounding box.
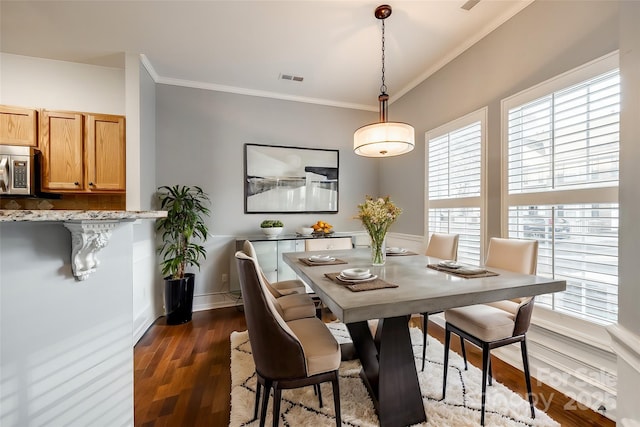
[230,233,353,292]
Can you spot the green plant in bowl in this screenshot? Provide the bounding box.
[260,220,284,228]
[260,220,284,238]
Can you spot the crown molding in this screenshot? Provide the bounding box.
[138,53,376,112]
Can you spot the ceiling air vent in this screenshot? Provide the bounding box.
[280,73,304,82]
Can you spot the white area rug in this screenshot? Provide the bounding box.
[230,323,560,426]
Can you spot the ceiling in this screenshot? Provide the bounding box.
[1,1,532,111]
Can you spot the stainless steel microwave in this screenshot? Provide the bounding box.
[0,145,37,196]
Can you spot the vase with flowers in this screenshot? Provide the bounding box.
[356,195,402,266]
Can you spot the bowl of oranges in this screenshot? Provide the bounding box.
[311,220,334,237]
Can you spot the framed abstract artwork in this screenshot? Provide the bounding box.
[244,143,339,213]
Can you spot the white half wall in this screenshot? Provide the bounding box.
[0,222,135,426]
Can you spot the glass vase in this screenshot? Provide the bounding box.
[370,234,386,266]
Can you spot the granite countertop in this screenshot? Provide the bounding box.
[0,209,167,222]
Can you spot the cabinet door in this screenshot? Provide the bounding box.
[85,114,126,191]
[251,241,278,284]
[40,110,84,191]
[277,239,305,281]
[0,105,37,146]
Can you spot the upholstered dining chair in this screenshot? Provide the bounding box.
[304,236,353,251]
[425,233,459,261]
[243,240,308,297]
[235,251,341,427]
[419,233,459,370]
[303,237,352,317]
[442,237,539,426]
[240,242,321,419]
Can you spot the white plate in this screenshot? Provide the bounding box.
[337,274,377,283]
[340,268,371,279]
[438,260,461,269]
[386,247,408,254]
[308,255,335,263]
[457,266,487,275]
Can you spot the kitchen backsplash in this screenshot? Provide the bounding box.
[0,194,126,210]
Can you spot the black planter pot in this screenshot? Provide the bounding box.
[164,273,195,325]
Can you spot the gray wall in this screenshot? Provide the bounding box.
[155,85,377,298]
[383,0,619,237]
[155,85,377,235]
[132,61,162,342]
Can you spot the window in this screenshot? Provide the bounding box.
[426,108,486,264]
[502,52,619,324]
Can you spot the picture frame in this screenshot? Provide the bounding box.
[244,143,339,213]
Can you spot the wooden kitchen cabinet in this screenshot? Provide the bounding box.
[40,110,84,191]
[40,110,125,193]
[0,105,38,147]
[85,114,126,191]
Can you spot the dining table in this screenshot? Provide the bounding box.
[283,247,566,427]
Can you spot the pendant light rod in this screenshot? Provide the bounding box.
[379,93,389,122]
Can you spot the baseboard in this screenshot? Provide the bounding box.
[193,292,243,312]
[607,324,640,374]
[133,303,160,344]
[607,324,640,424]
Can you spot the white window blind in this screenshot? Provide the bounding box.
[503,54,619,325]
[426,108,485,265]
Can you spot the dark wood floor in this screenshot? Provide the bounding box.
[134,307,614,426]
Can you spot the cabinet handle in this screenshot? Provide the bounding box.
[74,182,79,186]
[89,182,94,186]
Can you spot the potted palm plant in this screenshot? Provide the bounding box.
[157,185,211,324]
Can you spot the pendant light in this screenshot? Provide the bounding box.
[354,4,415,158]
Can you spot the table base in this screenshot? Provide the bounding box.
[346,316,427,427]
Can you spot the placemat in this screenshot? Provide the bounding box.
[299,257,348,266]
[324,272,399,292]
[385,250,419,256]
[427,264,499,279]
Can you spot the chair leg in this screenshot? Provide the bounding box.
[460,335,468,370]
[331,371,341,426]
[272,384,282,427]
[253,378,262,421]
[488,356,493,386]
[259,379,272,427]
[313,297,323,319]
[442,325,451,399]
[521,338,536,419]
[317,383,324,407]
[422,312,429,371]
[480,345,490,426]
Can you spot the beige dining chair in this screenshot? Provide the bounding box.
[419,233,459,371]
[303,237,352,317]
[442,237,538,426]
[243,240,308,297]
[235,251,341,427]
[304,237,353,251]
[425,233,459,261]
